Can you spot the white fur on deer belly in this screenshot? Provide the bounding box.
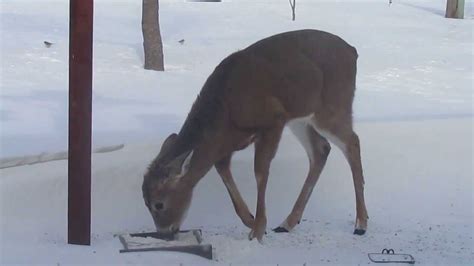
[287,114,347,154]
[122,231,199,248]
[287,115,316,161]
[312,123,347,154]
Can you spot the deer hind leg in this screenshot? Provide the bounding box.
[249,124,285,243]
[274,118,330,233]
[215,154,254,229]
[313,118,369,235]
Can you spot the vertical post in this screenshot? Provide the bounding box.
[446,0,464,19]
[68,0,93,245]
[456,0,465,19]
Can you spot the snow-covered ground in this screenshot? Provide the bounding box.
[1,0,473,157]
[1,118,473,264]
[1,0,473,264]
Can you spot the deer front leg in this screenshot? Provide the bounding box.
[215,154,254,229]
[249,125,284,243]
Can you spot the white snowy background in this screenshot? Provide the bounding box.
[1,0,473,264]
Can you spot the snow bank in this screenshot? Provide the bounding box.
[0,144,124,169]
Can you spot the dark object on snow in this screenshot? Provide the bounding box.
[179,39,185,45]
[44,41,53,48]
[118,229,213,260]
[368,249,415,264]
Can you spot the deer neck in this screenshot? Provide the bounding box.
[174,127,223,188]
[171,113,226,188]
[171,69,231,186]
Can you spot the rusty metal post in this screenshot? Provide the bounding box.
[68,0,93,245]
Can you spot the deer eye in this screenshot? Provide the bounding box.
[154,202,164,211]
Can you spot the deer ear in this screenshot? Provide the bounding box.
[160,133,178,153]
[179,150,193,176]
[165,150,193,177]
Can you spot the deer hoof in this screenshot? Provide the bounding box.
[248,229,263,243]
[353,228,366,235]
[272,226,289,233]
[248,219,266,243]
[248,229,265,243]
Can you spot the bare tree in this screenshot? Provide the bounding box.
[289,0,296,21]
[446,0,464,19]
[142,0,164,71]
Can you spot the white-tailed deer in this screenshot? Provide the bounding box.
[142,29,368,242]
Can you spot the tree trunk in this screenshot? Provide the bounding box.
[289,0,296,21]
[446,0,464,19]
[142,0,164,71]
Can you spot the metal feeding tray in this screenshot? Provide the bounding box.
[118,229,213,260]
[368,249,415,264]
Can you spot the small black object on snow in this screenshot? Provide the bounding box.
[44,41,53,48]
[179,39,185,45]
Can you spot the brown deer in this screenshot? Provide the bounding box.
[142,29,368,242]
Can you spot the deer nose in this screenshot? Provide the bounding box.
[154,202,164,211]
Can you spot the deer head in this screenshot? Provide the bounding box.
[142,133,194,234]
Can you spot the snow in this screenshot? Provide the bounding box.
[1,118,473,264]
[121,231,200,248]
[0,144,123,169]
[1,0,473,265]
